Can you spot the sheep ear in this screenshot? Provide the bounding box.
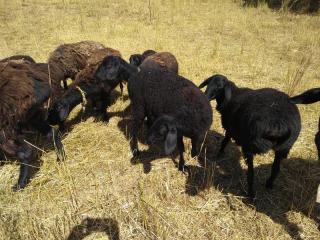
[224,83,232,102]
[59,105,69,121]
[199,78,211,89]
[164,127,177,155]
[95,56,120,81]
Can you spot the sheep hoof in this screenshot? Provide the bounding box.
[12,182,25,192]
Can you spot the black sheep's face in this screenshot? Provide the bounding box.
[129,54,144,67]
[199,75,229,101]
[94,56,121,82]
[147,116,177,155]
[47,101,70,125]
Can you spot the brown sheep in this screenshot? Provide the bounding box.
[47,47,122,128]
[47,40,105,92]
[0,55,36,64]
[0,61,64,190]
[129,50,179,74]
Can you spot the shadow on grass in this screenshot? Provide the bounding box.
[67,217,119,240]
[243,0,319,13]
[185,130,320,239]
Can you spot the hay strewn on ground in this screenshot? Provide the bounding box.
[0,0,319,239]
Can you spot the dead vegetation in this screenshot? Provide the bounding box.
[0,0,319,239]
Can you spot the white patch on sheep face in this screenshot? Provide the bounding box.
[317,184,320,203]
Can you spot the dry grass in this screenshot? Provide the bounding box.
[0,0,320,239]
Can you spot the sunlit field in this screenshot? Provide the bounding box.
[0,0,319,239]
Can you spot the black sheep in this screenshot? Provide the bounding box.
[290,87,320,160]
[199,74,301,198]
[94,55,212,171]
[0,61,64,190]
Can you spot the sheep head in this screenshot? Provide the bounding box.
[129,54,144,67]
[199,74,233,110]
[47,100,70,125]
[147,115,178,155]
[94,55,139,83]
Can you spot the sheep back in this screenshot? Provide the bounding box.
[128,67,212,138]
[70,48,121,89]
[141,52,178,74]
[221,88,301,154]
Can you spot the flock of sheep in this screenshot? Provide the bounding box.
[0,40,319,200]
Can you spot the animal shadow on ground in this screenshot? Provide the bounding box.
[186,130,320,239]
[66,217,119,240]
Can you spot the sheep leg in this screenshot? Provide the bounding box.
[219,133,231,154]
[265,149,289,189]
[14,143,33,190]
[99,92,110,122]
[243,151,255,199]
[177,135,186,172]
[62,79,68,90]
[191,136,201,157]
[119,82,124,96]
[315,131,320,161]
[131,110,145,157]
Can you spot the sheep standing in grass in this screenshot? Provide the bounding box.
[0,61,64,190]
[94,55,212,171]
[199,74,301,198]
[48,40,105,92]
[47,48,122,129]
[129,50,179,73]
[290,87,320,160]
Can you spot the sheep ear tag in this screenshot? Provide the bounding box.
[164,127,177,155]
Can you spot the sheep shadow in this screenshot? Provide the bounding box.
[186,131,320,239]
[66,217,119,240]
[243,0,319,13]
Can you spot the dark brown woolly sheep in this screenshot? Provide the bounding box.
[0,61,64,190]
[47,47,122,128]
[0,55,36,64]
[47,40,105,91]
[129,50,179,74]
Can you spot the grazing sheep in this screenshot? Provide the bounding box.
[129,50,178,73]
[290,87,320,160]
[0,61,64,190]
[47,48,122,128]
[94,55,212,171]
[199,74,301,198]
[0,55,36,64]
[48,40,105,91]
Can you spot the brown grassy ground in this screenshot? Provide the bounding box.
[0,0,319,239]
